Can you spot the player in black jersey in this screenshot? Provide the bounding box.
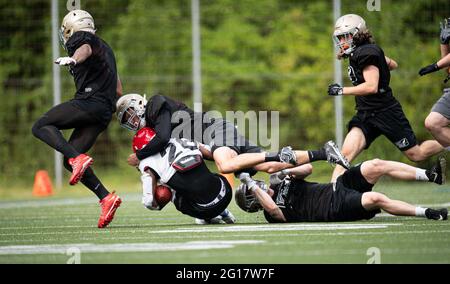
[236,157,448,223]
[31,10,122,228]
[421,18,450,151]
[116,94,351,176]
[328,14,444,181]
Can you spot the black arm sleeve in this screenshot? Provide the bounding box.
[136,109,172,160]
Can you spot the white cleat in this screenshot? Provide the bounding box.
[220,209,236,224]
[194,216,223,225]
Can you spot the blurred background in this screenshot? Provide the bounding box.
[1,0,450,195]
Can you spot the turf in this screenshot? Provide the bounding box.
[0,180,449,264]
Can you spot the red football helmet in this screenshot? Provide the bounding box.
[132,127,156,153]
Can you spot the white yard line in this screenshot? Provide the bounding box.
[149,223,402,234]
[2,229,450,245]
[0,240,264,255]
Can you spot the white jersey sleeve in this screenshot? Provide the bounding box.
[138,138,202,184]
[141,170,159,210]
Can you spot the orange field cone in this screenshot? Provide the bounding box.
[221,173,235,189]
[32,170,54,197]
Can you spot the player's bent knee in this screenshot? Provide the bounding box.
[31,120,43,138]
[362,192,386,209]
[425,115,441,132]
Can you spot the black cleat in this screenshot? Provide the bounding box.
[324,141,351,169]
[278,146,297,165]
[426,156,446,185]
[425,208,448,220]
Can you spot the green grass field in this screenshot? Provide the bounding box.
[0,171,449,264]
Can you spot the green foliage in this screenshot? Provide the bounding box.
[1,0,449,184]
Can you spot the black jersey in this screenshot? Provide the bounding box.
[264,179,334,223]
[348,43,399,111]
[136,95,212,159]
[145,95,199,129]
[65,31,118,112]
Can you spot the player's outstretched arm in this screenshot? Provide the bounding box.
[419,53,450,76]
[288,164,313,180]
[239,173,286,222]
[252,185,286,222]
[54,44,92,66]
[71,44,92,64]
[328,65,379,97]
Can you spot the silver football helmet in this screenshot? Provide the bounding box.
[60,10,96,45]
[116,94,147,131]
[235,180,268,213]
[333,14,367,55]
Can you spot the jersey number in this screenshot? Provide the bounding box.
[159,139,197,164]
[348,66,358,85]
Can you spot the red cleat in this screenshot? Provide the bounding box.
[68,154,93,186]
[98,192,122,228]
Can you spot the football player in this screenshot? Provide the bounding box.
[236,158,448,223]
[421,18,450,149]
[116,94,351,176]
[328,14,444,181]
[132,127,236,224]
[31,10,122,228]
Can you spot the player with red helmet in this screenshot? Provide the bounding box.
[132,127,236,224]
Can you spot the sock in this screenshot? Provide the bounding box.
[265,152,280,162]
[94,184,110,200]
[446,146,450,152]
[415,207,427,217]
[307,148,327,162]
[415,168,429,182]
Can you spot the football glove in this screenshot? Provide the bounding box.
[444,75,450,84]
[328,83,343,96]
[54,57,77,66]
[238,172,257,191]
[419,63,440,76]
[440,18,450,45]
[269,169,290,186]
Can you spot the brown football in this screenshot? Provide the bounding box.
[154,185,172,208]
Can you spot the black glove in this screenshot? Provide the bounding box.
[440,18,450,45]
[444,75,450,84]
[328,83,343,96]
[419,63,440,76]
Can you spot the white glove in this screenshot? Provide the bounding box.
[54,57,77,66]
[238,173,257,191]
